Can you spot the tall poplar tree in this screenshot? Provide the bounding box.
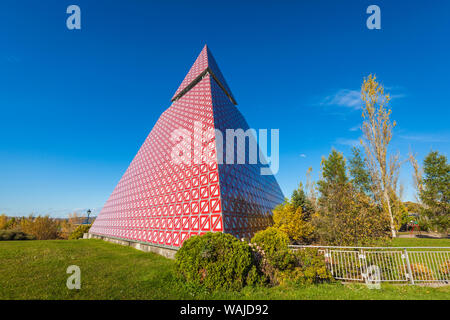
[360,74,400,238]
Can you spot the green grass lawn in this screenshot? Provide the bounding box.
[0,238,449,300]
[391,237,450,248]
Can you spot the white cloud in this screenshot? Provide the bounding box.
[335,137,361,147]
[321,89,361,109]
[321,87,405,110]
[399,133,449,143]
[299,154,307,158]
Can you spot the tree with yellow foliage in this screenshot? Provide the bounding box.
[360,74,401,238]
[20,215,59,240]
[0,214,8,230]
[59,212,80,239]
[273,201,314,244]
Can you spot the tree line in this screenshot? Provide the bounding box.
[0,213,92,240]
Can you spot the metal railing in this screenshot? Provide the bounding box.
[289,245,450,285]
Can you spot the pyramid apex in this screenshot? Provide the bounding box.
[171,46,237,105]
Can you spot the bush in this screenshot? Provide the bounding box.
[176,229,333,290]
[0,230,35,241]
[20,215,59,240]
[250,227,295,285]
[273,203,314,244]
[69,224,91,239]
[277,248,333,285]
[245,265,266,287]
[175,232,257,291]
[251,227,293,270]
[251,228,333,286]
[59,213,82,239]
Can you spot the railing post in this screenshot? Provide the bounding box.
[325,249,333,277]
[403,248,415,285]
[359,249,366,283]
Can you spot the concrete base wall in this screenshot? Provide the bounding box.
[84,233,177,260]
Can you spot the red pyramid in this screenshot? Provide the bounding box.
[90,46,284,248]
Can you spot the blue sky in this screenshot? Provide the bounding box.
[1,0,449,217]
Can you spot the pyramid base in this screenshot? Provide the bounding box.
[85,233,177,259]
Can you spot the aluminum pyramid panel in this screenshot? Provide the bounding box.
[90,46,283,248]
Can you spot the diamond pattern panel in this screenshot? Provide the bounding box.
[90,75,223,248]
[210,78,284,240]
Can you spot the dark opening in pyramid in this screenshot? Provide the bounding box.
[90,45,284,248]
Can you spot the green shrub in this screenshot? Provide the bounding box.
[251,227,294,270]
[0,230,35,241]
[175,232,256,291]
[251,228,333,286]
[176,229,333,290]
[277,248,333,285]
[69,224,91,240]
[245,265,266,286]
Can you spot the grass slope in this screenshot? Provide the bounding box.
[0,238,449,300]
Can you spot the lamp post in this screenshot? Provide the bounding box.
[86,209,91,224]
